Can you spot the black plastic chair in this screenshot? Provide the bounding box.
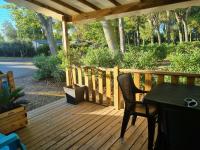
[117,73,157,150]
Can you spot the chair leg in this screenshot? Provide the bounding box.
[120,110,131,138]
[147,116,156,150]
[131,115,137,125]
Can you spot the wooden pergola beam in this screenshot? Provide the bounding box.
[50,0,83,13]
[26,0,72,21]
[72,0,190,22]
[108,0,121,6]
[77,0,101,10]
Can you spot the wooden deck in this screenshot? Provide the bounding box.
[17,98,149,150]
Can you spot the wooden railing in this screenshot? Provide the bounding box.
[66,66,200,110]
[0,71,16,92]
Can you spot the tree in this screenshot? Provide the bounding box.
[1,21,17,41]
[0,33,4,42]
[119,18,125,53]
[101,20,119,53]
[37,14,56,55]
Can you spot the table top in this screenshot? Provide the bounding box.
[143,83,200,110]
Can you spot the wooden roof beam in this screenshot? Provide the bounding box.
[50,0,83,13]
[72,0,191,22]
[108,0,121,6]
[77,0,101,10]
[25,0,72,21]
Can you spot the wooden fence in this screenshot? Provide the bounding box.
[0,71,15,92]
[66,66,200,110]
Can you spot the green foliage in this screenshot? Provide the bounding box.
[0,87,24,105]
[0,86,25,113]
[36,44,50,56]
[82,48,120,68]
[1,21,17,41]
[0,41,35,57]
[33,54,65,82]
[123,49,157,69]
[168,44,200,73]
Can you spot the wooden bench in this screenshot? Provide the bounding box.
[63,84,89,105]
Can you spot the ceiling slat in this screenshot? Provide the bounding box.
[77,0,101,10]
[108,0,121,6]
[25,0,72,20]
[50,0,83,13]
[72,0,190,22]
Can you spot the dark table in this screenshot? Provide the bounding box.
[143,83,200,150]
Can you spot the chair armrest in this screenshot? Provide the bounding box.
[136,88,148,93]
[0,133,19,148]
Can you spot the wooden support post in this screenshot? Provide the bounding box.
[7,71,15,92]
[187,77,195,85]
[66,67,72,86]
[171,75,179,84]
[106,69,111,106]
[114,66,120,110]
[62,20,69,54]
[91,68,96,103]
[157,74,164,85]
[98,69,103,104]
[134,73,141,101]
[145,73,152,91]
[84,67,89,101]
[78,67,82,85]
[72,66,77,85]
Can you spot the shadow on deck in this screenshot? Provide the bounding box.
[17,98,148,150]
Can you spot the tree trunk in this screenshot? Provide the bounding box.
[101,20,119,54]
[148,19,154,45]
[175,12,183,43]
[166,10,171,44]
[189,32,192,42]
[118,18,125,53]
[136,17,140,46]
[37,13,56,55]
[182,19,188,42]
[156,28,161,45]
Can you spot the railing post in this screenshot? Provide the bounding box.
[91,67,96,103]
[98,69,103,104]
[66,67,72,87]
[106,69,111,106]
[7,71,15,92]
[114,66,120,110]
[72,66,77,85]
[84,67,90,101]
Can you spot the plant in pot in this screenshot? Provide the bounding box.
[0,86,28,114]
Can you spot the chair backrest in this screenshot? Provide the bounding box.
[117,73,138,104]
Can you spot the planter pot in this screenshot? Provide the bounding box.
[0,106,28,134]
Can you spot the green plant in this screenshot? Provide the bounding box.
[0,86,26,113]
[81,48,120,67]
[33,54,66,82]
[36,44,50,56]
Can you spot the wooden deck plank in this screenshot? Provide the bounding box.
[49,107,116,149]
[103,117,145,150]
[19,102,96,142]
[17,99,148,150]
[26,104,101,149]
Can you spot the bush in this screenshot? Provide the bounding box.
[168,47,200,73]
[123,50,157,69]
[36,44,50,56]
[81,48,120,68]
[33,54,65,82]
[0,41,35,57]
